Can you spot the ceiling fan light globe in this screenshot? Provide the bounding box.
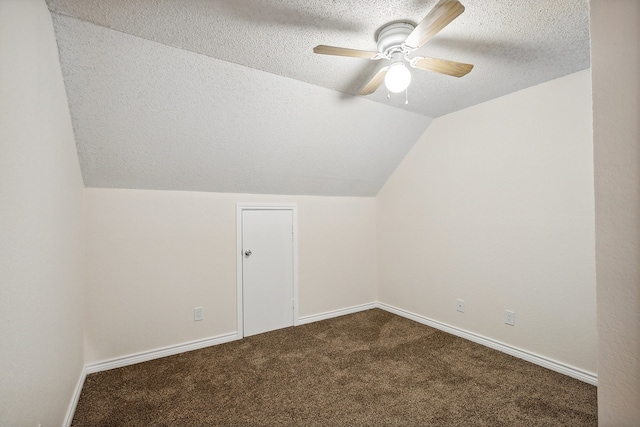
[384,63,411,93]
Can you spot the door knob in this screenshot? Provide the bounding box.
[244,249,252,257]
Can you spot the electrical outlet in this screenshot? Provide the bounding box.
[194,307,203,321]
[456,299,465,313]
[504,310,515,326]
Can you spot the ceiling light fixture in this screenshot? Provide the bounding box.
[384,52,411,93]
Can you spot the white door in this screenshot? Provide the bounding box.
[241,209,294,337]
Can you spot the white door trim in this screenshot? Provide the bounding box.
[236,204,299,339]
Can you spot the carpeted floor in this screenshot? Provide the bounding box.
[72,309,597,426]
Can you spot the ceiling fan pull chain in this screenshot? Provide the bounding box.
[405,88,409,105]
[387,90,390,100]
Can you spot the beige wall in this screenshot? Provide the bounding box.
[0,1,85,425]
[84,189,376,363]
[377,70,596,373]
[590,1,640,424]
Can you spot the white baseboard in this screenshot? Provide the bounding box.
[64,366,87,427]
[85,332,239,375]
[376,302,598,386]
[298,302,378,325]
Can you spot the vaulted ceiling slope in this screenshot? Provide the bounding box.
[48,0,590,197]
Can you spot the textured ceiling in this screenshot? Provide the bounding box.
[47,0,590,197]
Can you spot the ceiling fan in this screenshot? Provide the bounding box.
[313,0,473,96]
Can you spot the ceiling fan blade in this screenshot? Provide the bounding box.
[404,0,465,49]
[359,66,389,95]
[411,57,473,77]
[313,45,379,59]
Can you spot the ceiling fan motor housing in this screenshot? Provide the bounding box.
[376,22,415,55]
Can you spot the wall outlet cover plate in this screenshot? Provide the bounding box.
[504,310,515,326]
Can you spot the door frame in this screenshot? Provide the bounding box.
[236,204,299,339]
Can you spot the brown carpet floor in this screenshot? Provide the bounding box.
[72,309,597,426]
